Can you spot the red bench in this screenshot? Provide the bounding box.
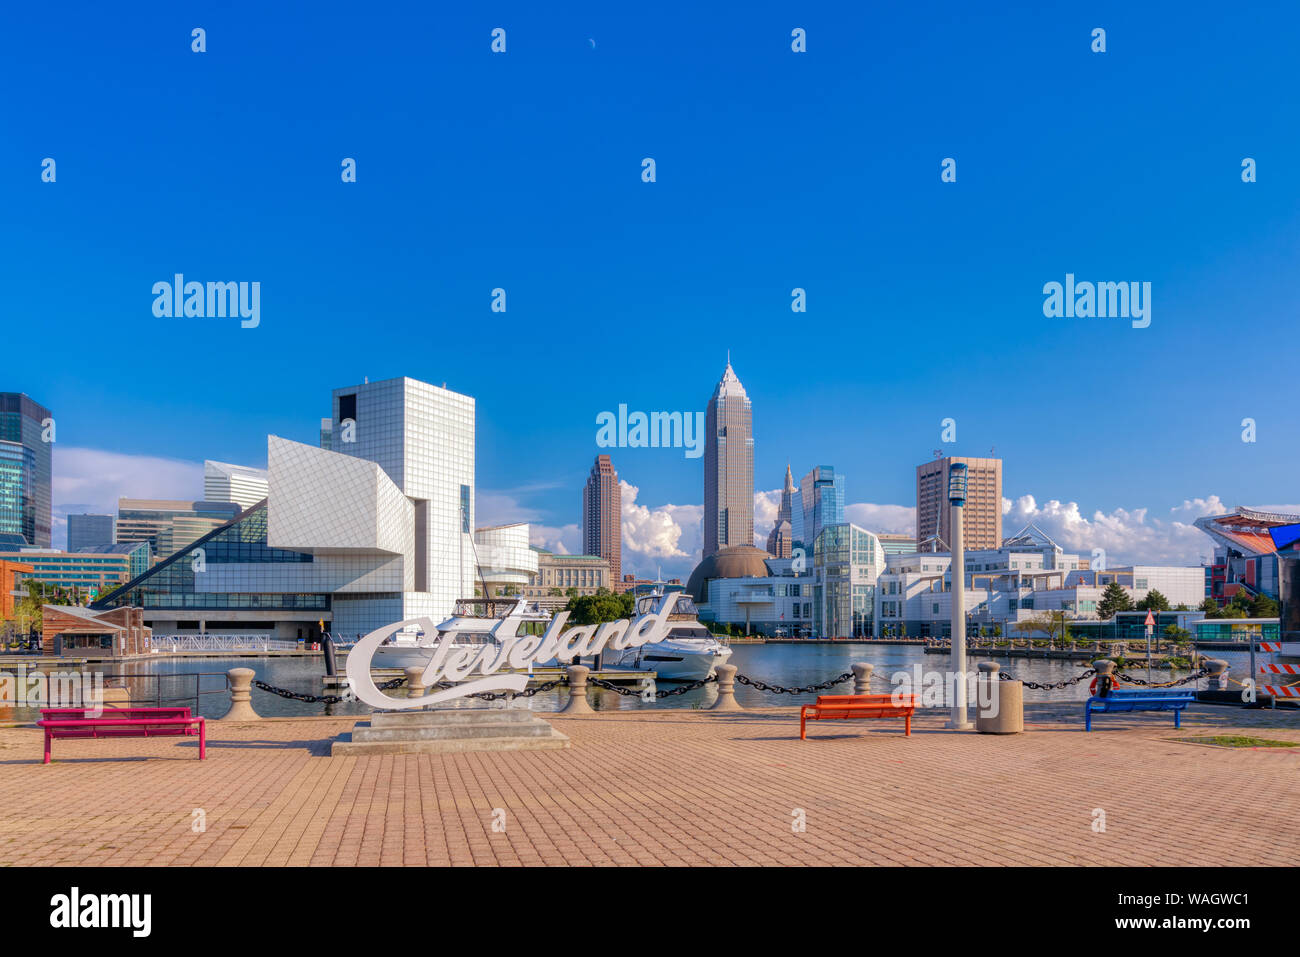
[800,693,917,739]
[37,707,206,764]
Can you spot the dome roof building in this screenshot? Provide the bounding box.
[685,544,773,604]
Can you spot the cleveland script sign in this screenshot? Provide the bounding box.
[346,593,682,709]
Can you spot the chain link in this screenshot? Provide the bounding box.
[997,668,1095,691]
[734,672,854,695]
[1115,669,1208,688]
[587,675,717,698]
[252,674,406,705]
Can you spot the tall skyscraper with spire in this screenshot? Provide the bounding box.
[766,464,794,558]
[704,361,754,558]
[582,454,622,586]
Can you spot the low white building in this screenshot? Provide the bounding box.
[474,523,538,596]
[875,525,1204,637]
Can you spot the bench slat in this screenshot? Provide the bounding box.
[39,716,206,763]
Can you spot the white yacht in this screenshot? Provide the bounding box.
[605,589,732,681]
[370,598,552,670]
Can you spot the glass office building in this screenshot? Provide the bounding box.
[0,393,52,547]
[812,523,884,638]
[67,513,117,551]
[795,465,845,552]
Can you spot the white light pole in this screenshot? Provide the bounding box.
[947,462,973,730]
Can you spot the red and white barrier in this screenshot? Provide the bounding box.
[1259,663,1300,674]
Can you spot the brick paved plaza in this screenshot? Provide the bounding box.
[1,702,1297,866]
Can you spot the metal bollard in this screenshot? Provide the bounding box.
[222,667,260,721]
[404,666,425,700]
[852,662,874,695]
[322,633,338,677]
[974,661,1022,734]
[709,663,742,711]
[561,665,594,714]
[1092,658,1117,695]
[1204,658,1229,691]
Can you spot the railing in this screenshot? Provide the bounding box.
[150,635,299,653]
[101,671,233,714]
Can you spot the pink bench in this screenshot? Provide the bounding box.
[38,707,206,764]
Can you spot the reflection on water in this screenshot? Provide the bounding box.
[0,644,1229,722]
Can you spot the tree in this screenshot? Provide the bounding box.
[565,590,633,625]
[1249,593,1279,619]
[1097,581,1133,620]
[1012,611,1070,643]
[1136,589,1170,612]
[1225,590,1253,618]
[1199,597,1221,618]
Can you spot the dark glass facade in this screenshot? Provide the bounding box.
[0,393,52,547]
[95,506,325,613]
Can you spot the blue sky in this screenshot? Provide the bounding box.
[3,1,1298,577]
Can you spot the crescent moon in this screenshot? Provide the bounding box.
[588,38,596,49]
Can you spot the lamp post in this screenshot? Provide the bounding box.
[946,462,973,730]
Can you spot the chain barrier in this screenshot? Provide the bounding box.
[734,672,853,695]
[588,675,717,698]
[253,674,406,705]
[427,677,567,701]
[997,668,1095,691]
[1115,669,1208,688]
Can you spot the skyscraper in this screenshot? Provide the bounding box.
[915,455,1003,551]
[67,513,116,550]
[704,361,754,557]
[0,393,53,547]
[582,454,622,586]
[766,464,795,558]
[797,465,846,552]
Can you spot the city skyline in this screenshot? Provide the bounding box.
[22,366,1291,585]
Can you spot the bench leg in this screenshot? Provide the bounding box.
[1085,707,1092,732]
[43,732,51,765]
[199,720,206,760]
[800,713,807,740]
[1174,709,1181,730]
[905,714,911,736]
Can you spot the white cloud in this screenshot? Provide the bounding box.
[752,488,783,544]
[1001,493,1223,566]
[52,446,204,548]
[620,480,702,580]
[530,523,581,555]
[845,503,915,536]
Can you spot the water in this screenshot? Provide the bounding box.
[0,644,1221,722]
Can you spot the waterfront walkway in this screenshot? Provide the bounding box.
[0,702,1296,866]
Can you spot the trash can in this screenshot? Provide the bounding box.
[975,661,1023,734]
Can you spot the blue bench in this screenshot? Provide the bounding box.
[1085,689,1196,731]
